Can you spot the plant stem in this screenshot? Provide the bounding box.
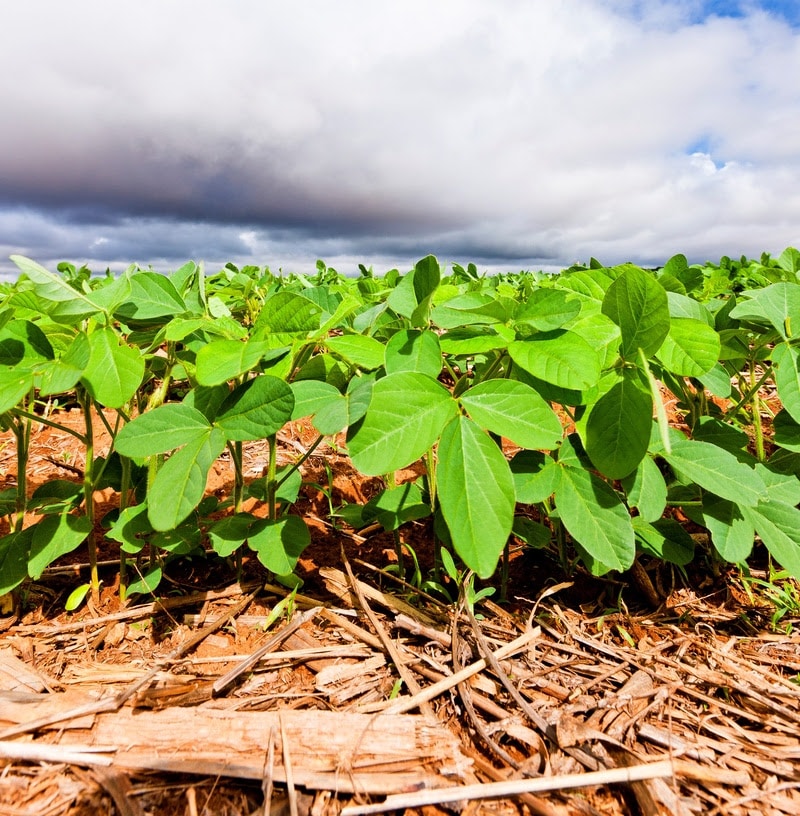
[749,360,766,462]
[77,388,99,603]
[12,416,30,533]
[267,435,278,521]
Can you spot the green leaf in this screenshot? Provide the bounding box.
[729,282,800,339]
[510,451,559,504]
[585,374,652,479]
[253,292,322,347]
[509,330,601,391]
[106,504,152,554]
[215,376,294,441]
[195,338,271,385]
[633,518,695,566]
[0,527,33,595]
[701,497,754,563]
[601,266,670,358]
[555,465,635,572]
[384,329,442,379]
[148,427,226,530]
[438,327,508,355]
[363,482,430,531]
[460,379,562,450]
[81,327,145,408]
[657,318,720,377]
[36,332,91,396]
[0,368,34,413]
[0,320,53,366]
[248,515,310,575]
[126,566,163,597]
[347,372,457,475]
[621,455,667,522]
[773,344,800,425]
[412,255,441,304]
[325,334,386,370]
[742,501,800,578]
[514,288,581,331]
[11,255,105,321]
[437,416,515,578]
[208,512,257,558]
[28,513,92,579]
[663,438,766,507]
[115,403,211,457]
[774,408,800,452]
[114,272,186,326]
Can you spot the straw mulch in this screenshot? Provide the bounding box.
[1,560,799,816]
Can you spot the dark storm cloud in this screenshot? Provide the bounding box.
[1,1,799,280]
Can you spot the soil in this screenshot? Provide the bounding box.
[1,406,799,816]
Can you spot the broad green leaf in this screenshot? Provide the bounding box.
[698,363,732,399]
[0,368,34,413]
[386,271,418,319]
[662,438,766,506]
[363,482,430,531]
[347,372,457,475]
[431,293,509,328]
[773,344,800,424]
[115,403,211,457]
[208,512,257,557]
[10,255,105,320]
[126,566,163,597]
[437,416,515,578]
[253,292,322,347]
[568,313,621,370]
[0,320,53,366]
[729,282,800,339]
[384,329,442,379]
[215,376,294,441]
[509,330,601,391]
[291,380,349,435]
[601,266,670,358]
[633,518,695,566]
[510,451,560,504]
[439,327,508,354]
[195,338,270,385]
[701,497,755,563]
[555,464,635,572]
[28,513,92,579]
[774,408,800,452]
[248,515,310,575]
[412,255,440,304]
[81,327,145,408]
[106,504,152,553]
[460,379,562,450]
[36,332,90,396]
[325,334,386,370]
[0,527,33,595]
[693,417,749,454]
[656,318,720,377]
[621,455,667,522]
[742,501,800,579]
[114,272,186,325]
[148,427,226,530]
[585,374,652,479]
[777,247,800,276]
[514,288,581,331]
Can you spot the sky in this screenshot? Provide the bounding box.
[1,0,799,280]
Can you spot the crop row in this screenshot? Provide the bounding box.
[1,249,800,605]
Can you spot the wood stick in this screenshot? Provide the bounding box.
[340,760,675,815]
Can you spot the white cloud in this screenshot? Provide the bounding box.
[0,0,798,277]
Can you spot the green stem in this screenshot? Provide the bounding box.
[118,455,131,601]
[12,417,30,533]
[10,408,87,443]
[77,388,99,603]
[267,435,278,521]
[749,360,766,462]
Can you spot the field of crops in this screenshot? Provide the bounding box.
[3,249,800,605]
